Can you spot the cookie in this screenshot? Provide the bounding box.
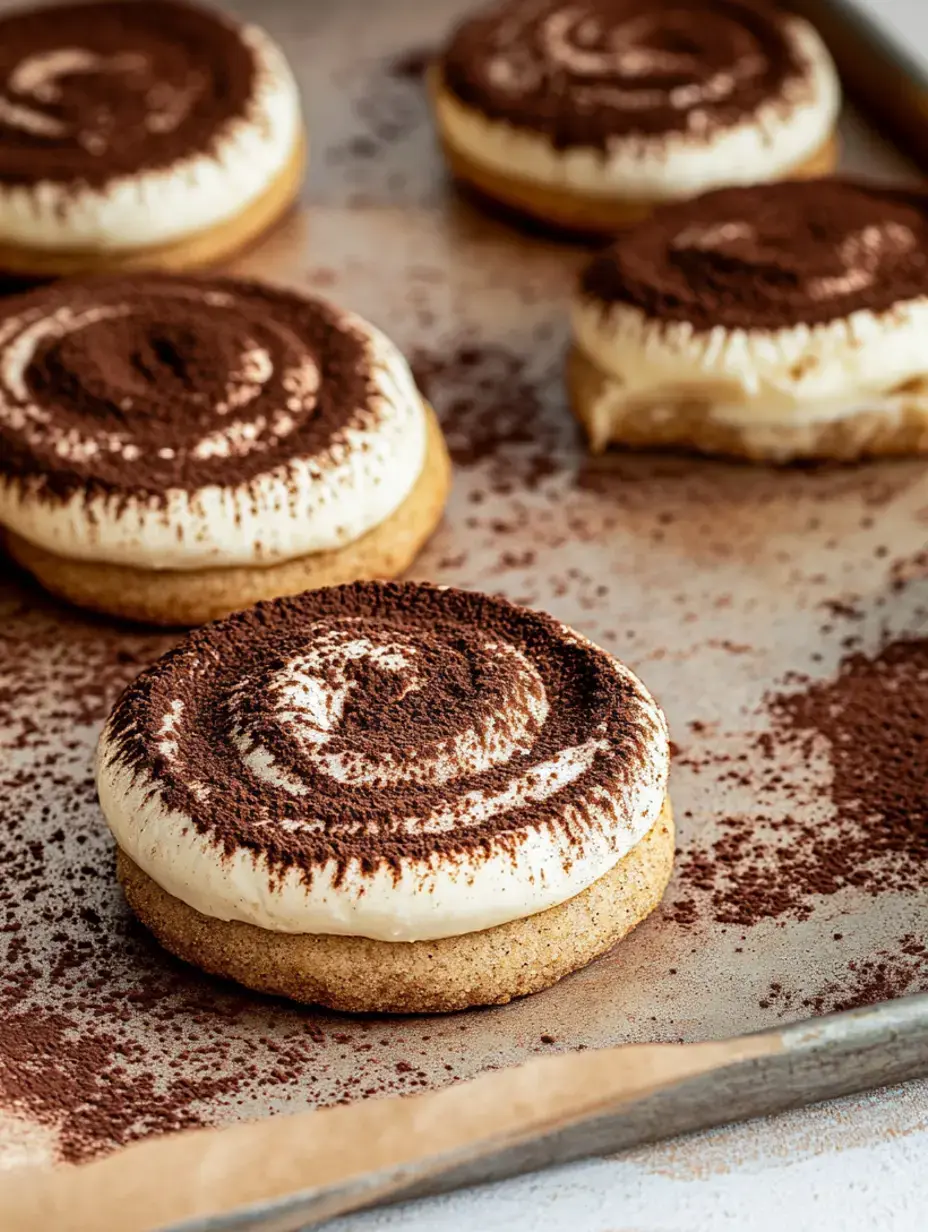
[432,0,840,236]
[96,581,673,1013]
[0,276,450,624]
[571,179,928,462]
[0,0,305,275]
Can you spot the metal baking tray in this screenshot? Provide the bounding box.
[3,0,928,1220]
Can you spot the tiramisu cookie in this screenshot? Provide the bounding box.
[571,179,928,462]
[432,0,839,235]
[0,277,450,625]
[0,0,304,276]
[96,581,673,1014]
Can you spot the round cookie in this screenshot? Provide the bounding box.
[0,0,305,276]
[571,179,928,462]
[0,277,450,625]
[432,0,840,236]
[96,581,673,1014]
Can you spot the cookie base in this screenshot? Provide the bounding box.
[6,400,451,626]
[432,77,838,238]
[568,343,928,463]
[0,132,307,278]
[116,800,674,1014]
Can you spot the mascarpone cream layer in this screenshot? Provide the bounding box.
[572,293,928,440]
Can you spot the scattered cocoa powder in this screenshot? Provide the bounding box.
[389,46,435,81]
[411,341,571,492]
[0,581,473,1164]
[758,937,928,1018]
[675,633,928,926]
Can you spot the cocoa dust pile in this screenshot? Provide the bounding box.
[675,635,928,928]
[760,936,928,1017]
[412,340,571,491]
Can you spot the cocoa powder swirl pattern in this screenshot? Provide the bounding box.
[440,0,811,148]
[96,583,670,942]
[0,0,257,186]
[580,180,928,331]
[0,276,428,569]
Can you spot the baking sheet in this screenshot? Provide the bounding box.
[2,0,928,1174]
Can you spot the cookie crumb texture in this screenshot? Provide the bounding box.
[117,806,673,1014]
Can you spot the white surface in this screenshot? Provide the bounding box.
[329,1082,928,1230]
[850,0,928,72]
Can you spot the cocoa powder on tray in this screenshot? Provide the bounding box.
[0,584,464,1164]
[759,937,928,1017]
[411,340,570,491]
[675,634,928,927]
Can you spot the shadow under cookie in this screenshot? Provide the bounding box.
[116,800,674,1015]
[6,400,452,626]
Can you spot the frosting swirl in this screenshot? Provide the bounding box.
[441,0,815,147]
[0,276,427,569]
[0,0,255,186]
[96,582,670,941]
[0,1,302,254]
[580,179,928,331]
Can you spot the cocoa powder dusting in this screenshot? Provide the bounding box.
[0,275,373,505]
[0,0,256,188]
[675,635,928,927]
[441,0,805,150]
[580,179,928,331]
[103,581,661,885]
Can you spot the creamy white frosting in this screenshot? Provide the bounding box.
[0,304,428,570]
[0,23,302,251]
[436,17,839,200]
[96,618,670,942]
[572,292,928,449]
